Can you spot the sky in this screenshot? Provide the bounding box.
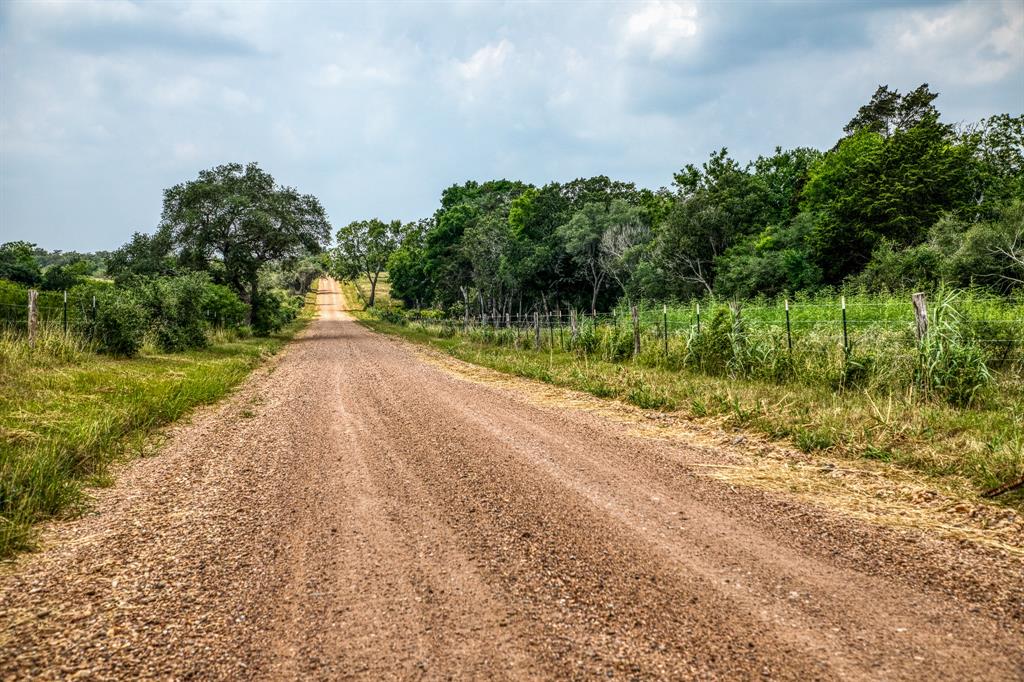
[1,0,1022,252]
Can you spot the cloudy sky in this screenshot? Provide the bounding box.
[1,0,1021,251]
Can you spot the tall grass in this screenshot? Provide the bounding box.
[418,289,1022,409]
[0,289,317,558]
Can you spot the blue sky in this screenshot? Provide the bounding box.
[1,0,1021,251]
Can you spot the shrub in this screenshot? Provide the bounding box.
[202,283,248,328]
[685,308,735,375]
[91,289,146,357]
[252,289,301,335]
[376,307,408,325]
[140,274,210,352]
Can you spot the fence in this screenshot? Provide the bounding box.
[0,287,242,347]
[405,293,1024,371]
[0,289,100,343]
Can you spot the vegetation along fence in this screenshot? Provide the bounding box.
[398,290,1022,408]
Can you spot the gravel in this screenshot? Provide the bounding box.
[2,279,1021,680]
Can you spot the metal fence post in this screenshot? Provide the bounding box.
[785,299,792,352]
[63,290,68,335]
[662,304,668,357]
[841,296,849,357]
[696,301,701,334]
[547,311,554,349]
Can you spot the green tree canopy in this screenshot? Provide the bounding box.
[0,241,42,286]
[160,162,331,323]
[803,114,975,282]
[333,218,402,307]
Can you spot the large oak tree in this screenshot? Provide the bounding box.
[160,163,331,324]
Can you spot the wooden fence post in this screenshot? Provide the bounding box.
[27,289,38,348]
[631,305,640,357]
[569,308,578,345]
[533,311,541,350]
[912,292,928,341]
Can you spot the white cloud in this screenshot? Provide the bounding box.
[16,0,142,24]
[221,88,261,113]
[172,141,200,162]
[315,62,401,88]
[621,1,699,60]
[456,40,514,81]
[891,0,1023,85]
[153,76,203,107]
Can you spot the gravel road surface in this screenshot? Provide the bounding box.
[2,279,1022,680]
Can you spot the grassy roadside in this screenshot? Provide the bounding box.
[0,288,318,558]
[340,281,1023,509]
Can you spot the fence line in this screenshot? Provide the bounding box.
[403,292,1024,366]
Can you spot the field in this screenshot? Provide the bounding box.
[0,290,317,557]
[347,280,1024,504]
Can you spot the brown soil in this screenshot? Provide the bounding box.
[2,279,1022,680]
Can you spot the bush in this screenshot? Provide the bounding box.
[202,283,248,328]
[140,274,210,352]
[252,289,301,335]
[91,289,146,357]
[685,308,736,375]
[376,307,408,325]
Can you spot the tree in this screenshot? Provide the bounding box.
[804,114,975,282]
[967,113,1024,215]
[0,241,42,286]
[160,163,331,325]
[333,219,402,307]
[461,212,517,319]
[558,199,643,313]
[714,212,823,298]
[844,83,940,138]
[106,229,177,283]
[655,148,767,297]
[387,219,431,307]
[599,213,650,303]
[944,202,1024,293]
[40,259,91,291]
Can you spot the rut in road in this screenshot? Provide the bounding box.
[2,278,1022,680]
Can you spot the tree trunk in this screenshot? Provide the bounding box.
[248,277,259,327]
[590,283,599,316]
[460,286,470,329]
[368,272,378,307]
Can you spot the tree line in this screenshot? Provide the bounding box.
[333,84,1023,316]
[2,163,332,354]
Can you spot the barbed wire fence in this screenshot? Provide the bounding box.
[0,287,240,347]
[403,293,1024,370]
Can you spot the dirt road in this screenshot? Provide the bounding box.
[2,279,1022,680]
